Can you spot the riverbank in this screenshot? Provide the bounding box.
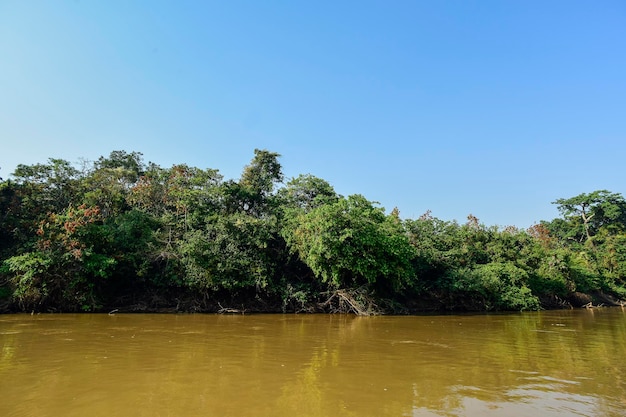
[2,287,623,315]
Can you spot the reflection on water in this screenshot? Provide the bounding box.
[0,309,625,417]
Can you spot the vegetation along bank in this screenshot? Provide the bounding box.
[1,150,625,314]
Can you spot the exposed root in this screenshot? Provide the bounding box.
[583,301,605,309]
[539,294,573,309]
[217,302,246,314]
[318,287,383,315]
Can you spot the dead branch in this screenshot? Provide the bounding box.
[218,302,245,314]
[318,288,382,315]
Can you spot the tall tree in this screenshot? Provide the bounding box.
[12,158,82,214]
[94,151,145,186]
[82,152,146,218]
[278,174,338,212]
[236,149,283,217]
[552,190,626,242]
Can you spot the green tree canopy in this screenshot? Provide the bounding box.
[281,194,415,293]
[278,174,338,212]
[552,190,626,242]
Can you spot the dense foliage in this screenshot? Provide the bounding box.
[1,150,625,313]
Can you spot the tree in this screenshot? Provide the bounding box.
[278,174,338,212]
[240,149,283,196]
[3,204,116,311]
[179,213,277,292]
[81,151,148,218]
[448,262,540,311]
[0,180,22,256]
[552,190,626,243]
[236,149,283,217]
[404,213,463,290]
[94,151,145,185]
[281,194,415,293]
[12,158,82,214]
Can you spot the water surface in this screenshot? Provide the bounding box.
[1,309,625,416]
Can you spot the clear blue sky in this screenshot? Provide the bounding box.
[1,1,625,228]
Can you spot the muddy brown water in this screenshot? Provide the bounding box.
[1,309,625,416]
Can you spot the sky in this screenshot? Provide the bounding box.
[1,1,625,228]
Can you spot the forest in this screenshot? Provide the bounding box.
[1,150,625,314]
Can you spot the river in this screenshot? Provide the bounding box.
[1,309,625,416]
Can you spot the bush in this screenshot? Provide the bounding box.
[450,262,540,311]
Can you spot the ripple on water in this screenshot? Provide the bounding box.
[411,386,604,417]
